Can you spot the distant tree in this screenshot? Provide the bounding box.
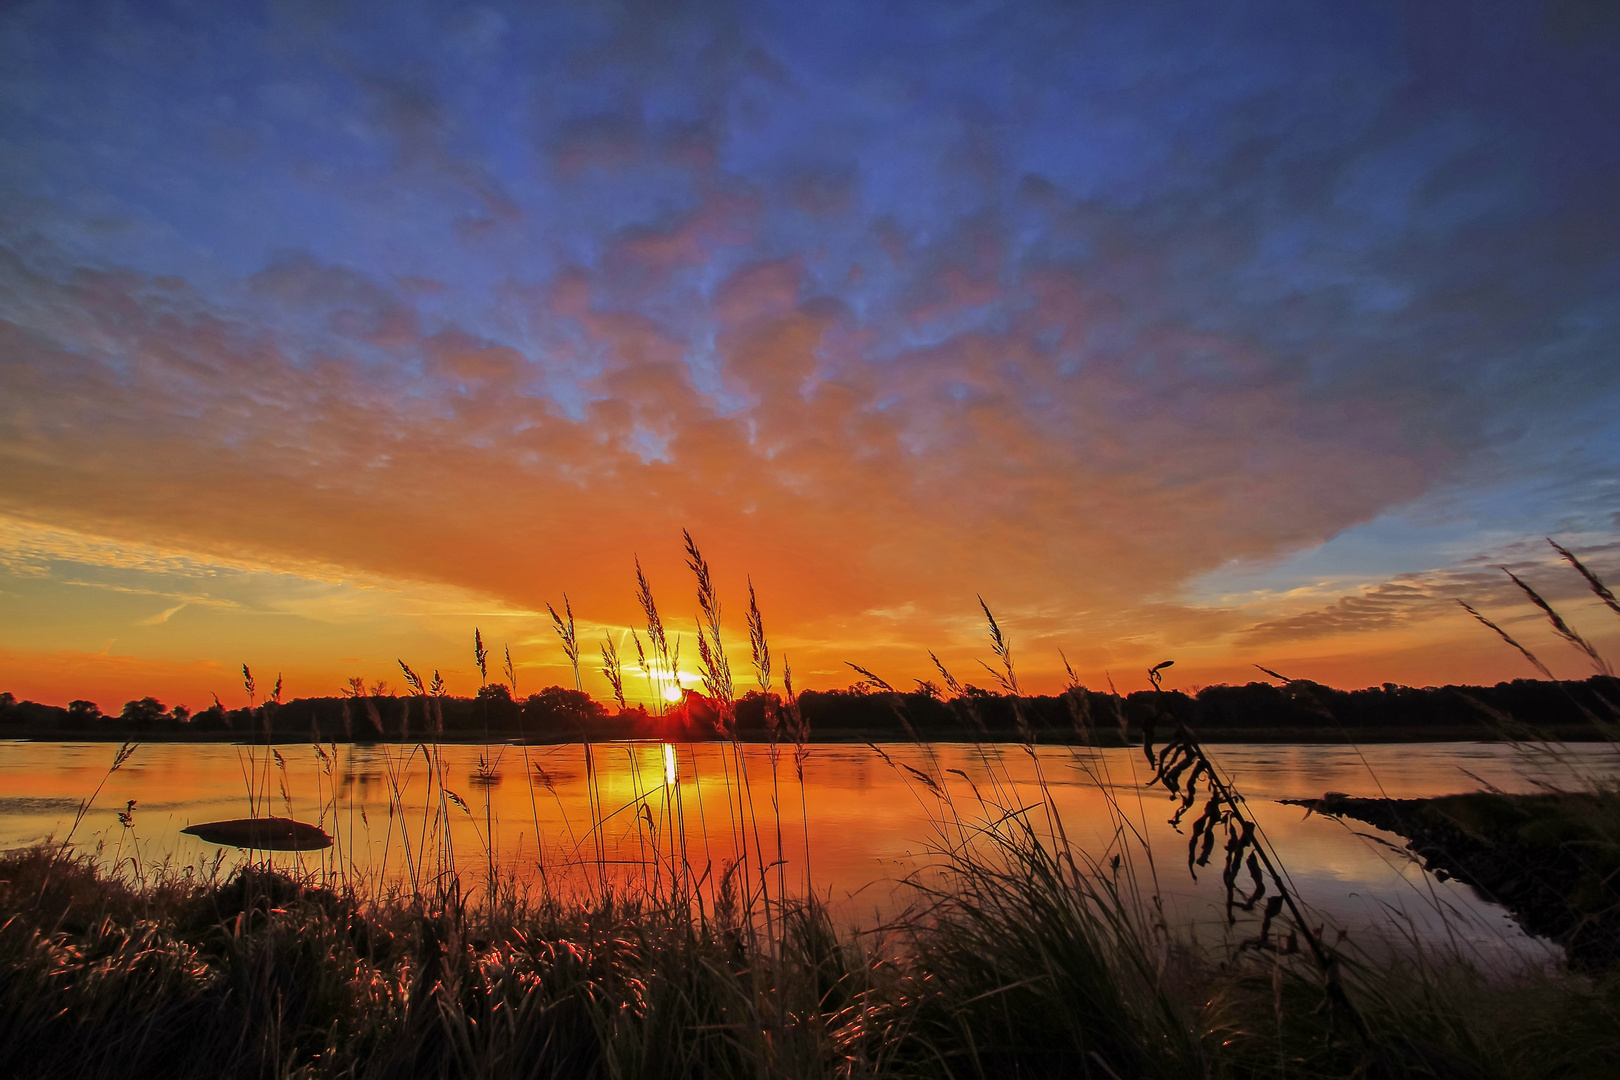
[0,692,17,725]
[466,681,520,730]
[734,690,785,733]
[476,683,514,705]
[191,702,230,731]
[522,686,603,728]
[171,703,191,723]
[120,697,166,729]
[55,700,96,732]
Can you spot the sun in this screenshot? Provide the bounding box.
[662,684,683,703]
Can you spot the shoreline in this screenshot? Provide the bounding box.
[3,723,1608,745]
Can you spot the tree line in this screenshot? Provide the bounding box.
[2,674,1617,742]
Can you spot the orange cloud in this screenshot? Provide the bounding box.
[1,220,1615,708]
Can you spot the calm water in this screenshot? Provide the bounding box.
[6,739,1618,966]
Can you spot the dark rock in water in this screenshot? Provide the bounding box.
[181,816,333,851]
[1283,791,1620,969]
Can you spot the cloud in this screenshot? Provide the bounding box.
[140,602,187,626]
[0,515,300,580]
[1233,540,1620,649]
[0,193,1608,650]
[551,112,722,177]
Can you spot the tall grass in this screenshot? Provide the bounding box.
[8,538,1620,1077]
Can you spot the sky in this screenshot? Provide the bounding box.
[2,0,1619,712]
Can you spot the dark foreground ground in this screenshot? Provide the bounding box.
[6,790,1620,1079]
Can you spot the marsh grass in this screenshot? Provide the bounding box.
[8,540,1620,1077]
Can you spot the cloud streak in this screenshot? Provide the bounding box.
[140,602,187,626]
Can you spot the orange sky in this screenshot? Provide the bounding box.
[1,510,1616,712]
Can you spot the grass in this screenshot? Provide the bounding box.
[5,535,1620,1077]
[7,801,1620,1079]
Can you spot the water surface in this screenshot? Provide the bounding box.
[6,739,1617,967]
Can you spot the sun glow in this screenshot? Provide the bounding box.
[662,684,683,703]
[662,742,678,786]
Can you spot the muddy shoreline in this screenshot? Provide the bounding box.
[1285,791,1620,968]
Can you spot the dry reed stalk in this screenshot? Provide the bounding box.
[396,660,459,906]
[847,661,926,745]
[473,629,499,913]
[636,566,706,907]
[1140,659,1371,1045]
[929,650,1016,813]
[236,664,269,827]
[1059,649,1094,743]
[1457,600,1557,680]
[747,577,791,920]
[978,596,1019,695]
[599,633,657,893]
[599,635,627,712]
[973,603,1066,873]
[1550,538,1620,619]
[631,630,656,710]
[52,741,138,883]
[783,660,813,895]
[635,558,677,704]
[502,641,550,896]
[684,530,768,939]
[1501,567,1613,674]
[685,530,735,715]
[549,596,607,894]
[929,651,990,738]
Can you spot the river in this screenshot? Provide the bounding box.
[6,739,1618,968]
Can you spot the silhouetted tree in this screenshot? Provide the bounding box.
[522,686,602,733]
[191,702,230,731]
[61,700,101,731]
[120,697,166,730]
[476,683,514,704]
